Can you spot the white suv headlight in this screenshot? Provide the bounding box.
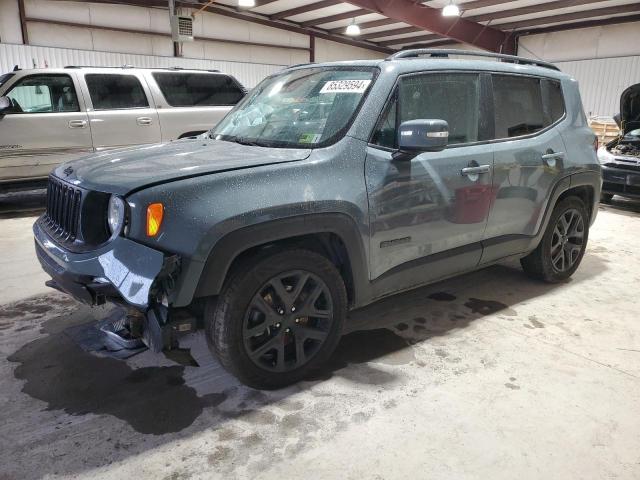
[107,195,125,235]
[597,146,615,165]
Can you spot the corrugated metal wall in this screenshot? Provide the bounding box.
[0,43,285,87]
[556,55,640,118]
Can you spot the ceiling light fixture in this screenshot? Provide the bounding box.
[442,1,460,17]
[345,18,361,36]
[238,0,255,8]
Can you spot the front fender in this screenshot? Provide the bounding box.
[172,212,370,308]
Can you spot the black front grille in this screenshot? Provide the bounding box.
[605,161,640,173]
[45,176,82,242]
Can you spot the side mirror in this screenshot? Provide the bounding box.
[0,96,11,115]
[396,119,449,155]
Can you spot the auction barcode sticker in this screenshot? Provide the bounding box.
[320,79,372,94]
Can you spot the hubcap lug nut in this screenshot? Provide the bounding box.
[275,323,281,328]
[278,309,284,315]
[295,318,299,323]
[285,328,290,333]
[291,306,296,312]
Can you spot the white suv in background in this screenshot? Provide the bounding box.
[0,66,246,190]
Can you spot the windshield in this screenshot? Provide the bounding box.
[211,66,377,148]
[623,128,640,139]
[0,73,14,89]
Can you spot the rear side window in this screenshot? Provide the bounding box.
[542,79,565,125]
[152,72,245,107]
[493,75,545,138]
[85,74,149,110]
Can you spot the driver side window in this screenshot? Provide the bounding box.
[372,72,482,149]
[5,74,79,114]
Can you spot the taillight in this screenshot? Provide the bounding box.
[146,203,164,237]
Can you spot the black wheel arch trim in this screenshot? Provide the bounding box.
[193,213,369,307]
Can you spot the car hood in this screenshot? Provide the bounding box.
[621,83,640,133]
[54,138,312,195]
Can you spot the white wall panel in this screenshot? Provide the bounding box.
[519,22,640,117]
[0,43,285,87]
[555,56,640,117]
[315,38,385,62]
[0,0,23,44]
[519,22,640,62]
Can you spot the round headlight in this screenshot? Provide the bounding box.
[107,195,125,235]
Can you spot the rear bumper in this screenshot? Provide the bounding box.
[33,218,165,308]
[601,164,640,198]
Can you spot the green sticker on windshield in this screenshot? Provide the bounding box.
[299,133,322,144]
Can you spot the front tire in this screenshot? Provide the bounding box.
[521,196,589,282]
[205,249,347,389]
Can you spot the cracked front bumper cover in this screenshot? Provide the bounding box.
[33,219,165,308]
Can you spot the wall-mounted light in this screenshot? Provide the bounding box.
[345,18,361,36]
[238,0,255,7]
[442,1,460,17]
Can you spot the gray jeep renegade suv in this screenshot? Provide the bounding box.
[34,50,601,389]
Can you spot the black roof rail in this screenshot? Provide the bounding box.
[386,49,560,71]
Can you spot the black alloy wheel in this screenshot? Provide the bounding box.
[521,196,589,283]
[550,208,585,273]
[243,270,333,372]
[205,249,347,389]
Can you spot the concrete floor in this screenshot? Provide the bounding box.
[0,198,639,480]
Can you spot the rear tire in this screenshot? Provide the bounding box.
[600,193,613,204]
[521,196,589,283]
[205,249,347,389]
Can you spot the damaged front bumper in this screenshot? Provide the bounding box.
[33,218,165,309]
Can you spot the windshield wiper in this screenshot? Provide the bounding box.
[229,136,264,147]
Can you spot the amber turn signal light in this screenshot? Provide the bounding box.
[146,203,164,237]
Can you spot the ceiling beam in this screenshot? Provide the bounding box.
[455,0,520,9]
[380,33,440,46]
[270,0,339,20]
[341,0,513,53]
[496,3,640,31]
[465,0,620,23]
[301,8,369,27]
[380,2,640,47]
[246,0,281,7]
[360,26,423,40]
[358,0,613,41]
[518,12,640,36]
[335,18,397,31]
[328,0,518,34]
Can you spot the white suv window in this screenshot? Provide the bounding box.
[85,74,149,110]
[4,74,79,113]
[152,72,244,107]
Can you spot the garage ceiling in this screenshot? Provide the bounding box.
[62,0,640,54]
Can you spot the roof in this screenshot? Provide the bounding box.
[285,49,572,80]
